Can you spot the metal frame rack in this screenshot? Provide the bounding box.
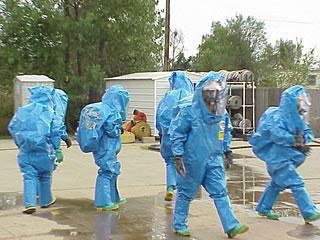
[227,80,256,137]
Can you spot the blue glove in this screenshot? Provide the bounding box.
[55,148,64,163]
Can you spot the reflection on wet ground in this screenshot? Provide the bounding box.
[287,223,320,240]
[226,160,301,218]
[1,153,320,239]
[38,196,199,240]
[0,192,197,240]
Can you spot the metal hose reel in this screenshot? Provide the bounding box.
[231,113,252,128]
[239,119,252,129]
[227,95,242,110]
[219,69,254,82]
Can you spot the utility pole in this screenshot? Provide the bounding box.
[163,0,170,71]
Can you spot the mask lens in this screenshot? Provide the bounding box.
[297,92,311,123]
[202,80,228,115]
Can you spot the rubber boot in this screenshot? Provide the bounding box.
[227,224,249,238]
[305,212,320,223]
[22,206,36,214]
[96,203,119,211]
[258,211,280,220]
[175,229,191,236]
[165,186,175,201]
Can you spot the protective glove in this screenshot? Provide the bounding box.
[55,148,64,163]
[294,133,304,147]
[295,145,311,157]
[224,150,233,170]
[63,137,72,148]
[174,155,186,176]
[121,127,124,134]
[159,134,162,144]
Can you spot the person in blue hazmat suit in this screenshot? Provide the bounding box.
[34,88,71,196]
[52,89,72,149]
[8,86,69,214]
[223,110,233,169]
[169,72,249,238]
[156,71,194,201]
[77,85,129,211]
[249,85,320,222]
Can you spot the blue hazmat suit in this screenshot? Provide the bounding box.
[169,72,241,233]
[51,89,69,142]
[8,86,66,208]
[223,110,233,169]
[77,85,128,207]
[156,71,194,190]
[249,85,317,219]
[223,110,232,153]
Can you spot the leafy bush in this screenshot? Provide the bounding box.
[0,85,14,136]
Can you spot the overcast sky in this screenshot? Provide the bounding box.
[158,0,320,58]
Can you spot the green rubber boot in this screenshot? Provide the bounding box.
[165,186,175,201]
[22,206,36,214]
[258,211,280,220]
[41,197,56,208]
[113,198,127,205]
[227,224,249,238]
[96,203,119,211]
[305,212,320,223]
[175,229,191,236]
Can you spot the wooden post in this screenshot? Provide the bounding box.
[163,0,170,71]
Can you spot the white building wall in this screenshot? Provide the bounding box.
[14,75,55,111]
[106,79,156,134]
[105,72,204,136]
[154,79,171,135]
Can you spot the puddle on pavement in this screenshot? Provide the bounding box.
[34,195,198,240]
[287,224,320,240]
[2,153,319,239]
[226,156,301,218]
[35,157,303,239]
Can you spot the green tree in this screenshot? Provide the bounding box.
[169,29,184,69]
[172,52,191,70]
[259,39,318,87]
[0,0,163,83]
[0,0,164,132]
[0,0,65,86]
[192,15,268,74]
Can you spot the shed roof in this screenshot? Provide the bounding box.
[15,75,55,82]
[105,71,204,81]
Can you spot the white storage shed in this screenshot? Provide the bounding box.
[105,72,203,135]
[14,75,55,111]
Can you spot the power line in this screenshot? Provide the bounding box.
[262,18,320,25]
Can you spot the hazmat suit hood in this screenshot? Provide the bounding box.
[51,89,69,141]
[102,85,129,121]
[169,71,194,93]
[193,71,227,123]
[28,86,55,108]
[278,85,309,134]
[53,89,68,119]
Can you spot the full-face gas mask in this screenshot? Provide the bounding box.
[202,80,228,115]
[297,92,311,123]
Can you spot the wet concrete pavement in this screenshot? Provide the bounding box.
[1,139,320,239]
